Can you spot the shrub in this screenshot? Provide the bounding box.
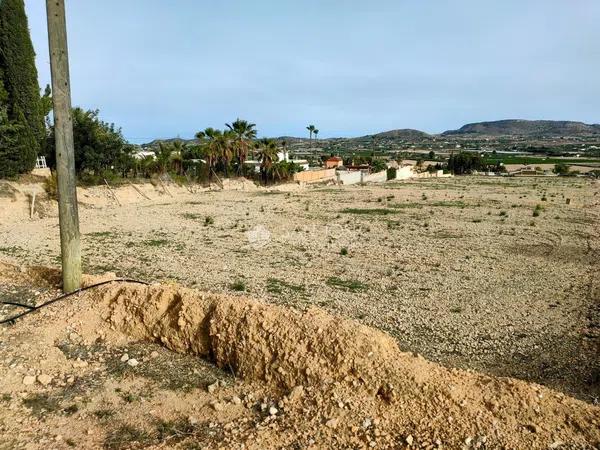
[340,247,348,256]
[386,167,397,181]
[43,172,58,200]
[230,280,246,291]
[204,216,214,226]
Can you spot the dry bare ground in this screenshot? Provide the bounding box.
[0,176,599,449]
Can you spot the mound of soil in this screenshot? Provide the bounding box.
[0,263,599,449]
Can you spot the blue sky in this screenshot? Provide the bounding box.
[25,0,600,143]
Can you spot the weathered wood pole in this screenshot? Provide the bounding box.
[46,0,81,292]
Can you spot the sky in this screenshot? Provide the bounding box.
[24,0,600,143]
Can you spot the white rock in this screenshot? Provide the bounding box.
[269,406,278,416]
[37,374,53,386]
[120,353,129,362]
[231,396,242,405]
[207,382,219,394]
[23,375,35,386]
[362,418,372,429]
[405,435,413,445]
[127,358,139,367]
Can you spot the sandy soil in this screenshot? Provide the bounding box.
[0,262,598,449]
[0,176,599,449]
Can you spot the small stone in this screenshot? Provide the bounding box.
[37,374,53,386]
[362,418,372,429]
[405,435,413,445]
[150,351,159,358]
[66,376,75,384]
[325,418,339,429]
[464,437,473,446]
[288,385,304,402]
[231,396,242,405]
[120,354,129,362]
[269,406,278,416]
[23,375,35,386]
[188,416,198,425]
[211,402,224,411]
[207,382,219,394]
[127,358,139,367]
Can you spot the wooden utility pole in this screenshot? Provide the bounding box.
[46,0,81,292]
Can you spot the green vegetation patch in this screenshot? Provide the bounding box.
[340,208,397,216]
[266,278,306,295]
[326,276,369,293]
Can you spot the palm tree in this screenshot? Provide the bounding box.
[313,129,319,162]
[306,124,316,153]
[226,118,257,175]
[196,128,221,180]
[256,138,279,184]
[155,142,173,174]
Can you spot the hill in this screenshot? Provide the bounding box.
[370,128,430,140]
[442,120,600,137]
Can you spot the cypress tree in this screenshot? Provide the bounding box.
[0,0,43,174]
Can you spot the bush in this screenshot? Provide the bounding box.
[43,172,57,200]
[386,167,397,181]
[340,247,348,256]
[231,280,246,291]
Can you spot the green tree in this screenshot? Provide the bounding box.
[46,108,133,179]
[226,118,256,175]
[256,138,279,184]
[553,163,570,176]
[306,124,316,153]
[0,0,44,172]
[447,152,484,175]
[196,128,223,180]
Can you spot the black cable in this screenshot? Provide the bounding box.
[0,278,150,325]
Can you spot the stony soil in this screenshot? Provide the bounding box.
[0,176,599,449]
[0,262,598,449]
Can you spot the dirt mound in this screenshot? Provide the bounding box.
[88,281,600,449]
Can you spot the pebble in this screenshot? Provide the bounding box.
[22,375,35,386]
[120,354,129,362]
[362,418,372,429]
[325,418,339,429]
[405,435,414,445]
[207,382,219,394]
[127,358,139,367]
[231,396,242,405]
[37,374,52,386]
[269,406,278,416]
[150,351,159,358]
[188,416,198,425]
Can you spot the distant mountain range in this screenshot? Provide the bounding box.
[441,120,600,137]
[144,120,600,146]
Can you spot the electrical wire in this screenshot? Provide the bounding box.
[0,278,150,325]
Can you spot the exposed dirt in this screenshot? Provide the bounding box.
[1,176,598,404]
[0,262,599,449]
[0,176,599,448]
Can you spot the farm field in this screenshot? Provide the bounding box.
[1,176,598,402]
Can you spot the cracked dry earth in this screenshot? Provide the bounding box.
[0,263,598,450]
